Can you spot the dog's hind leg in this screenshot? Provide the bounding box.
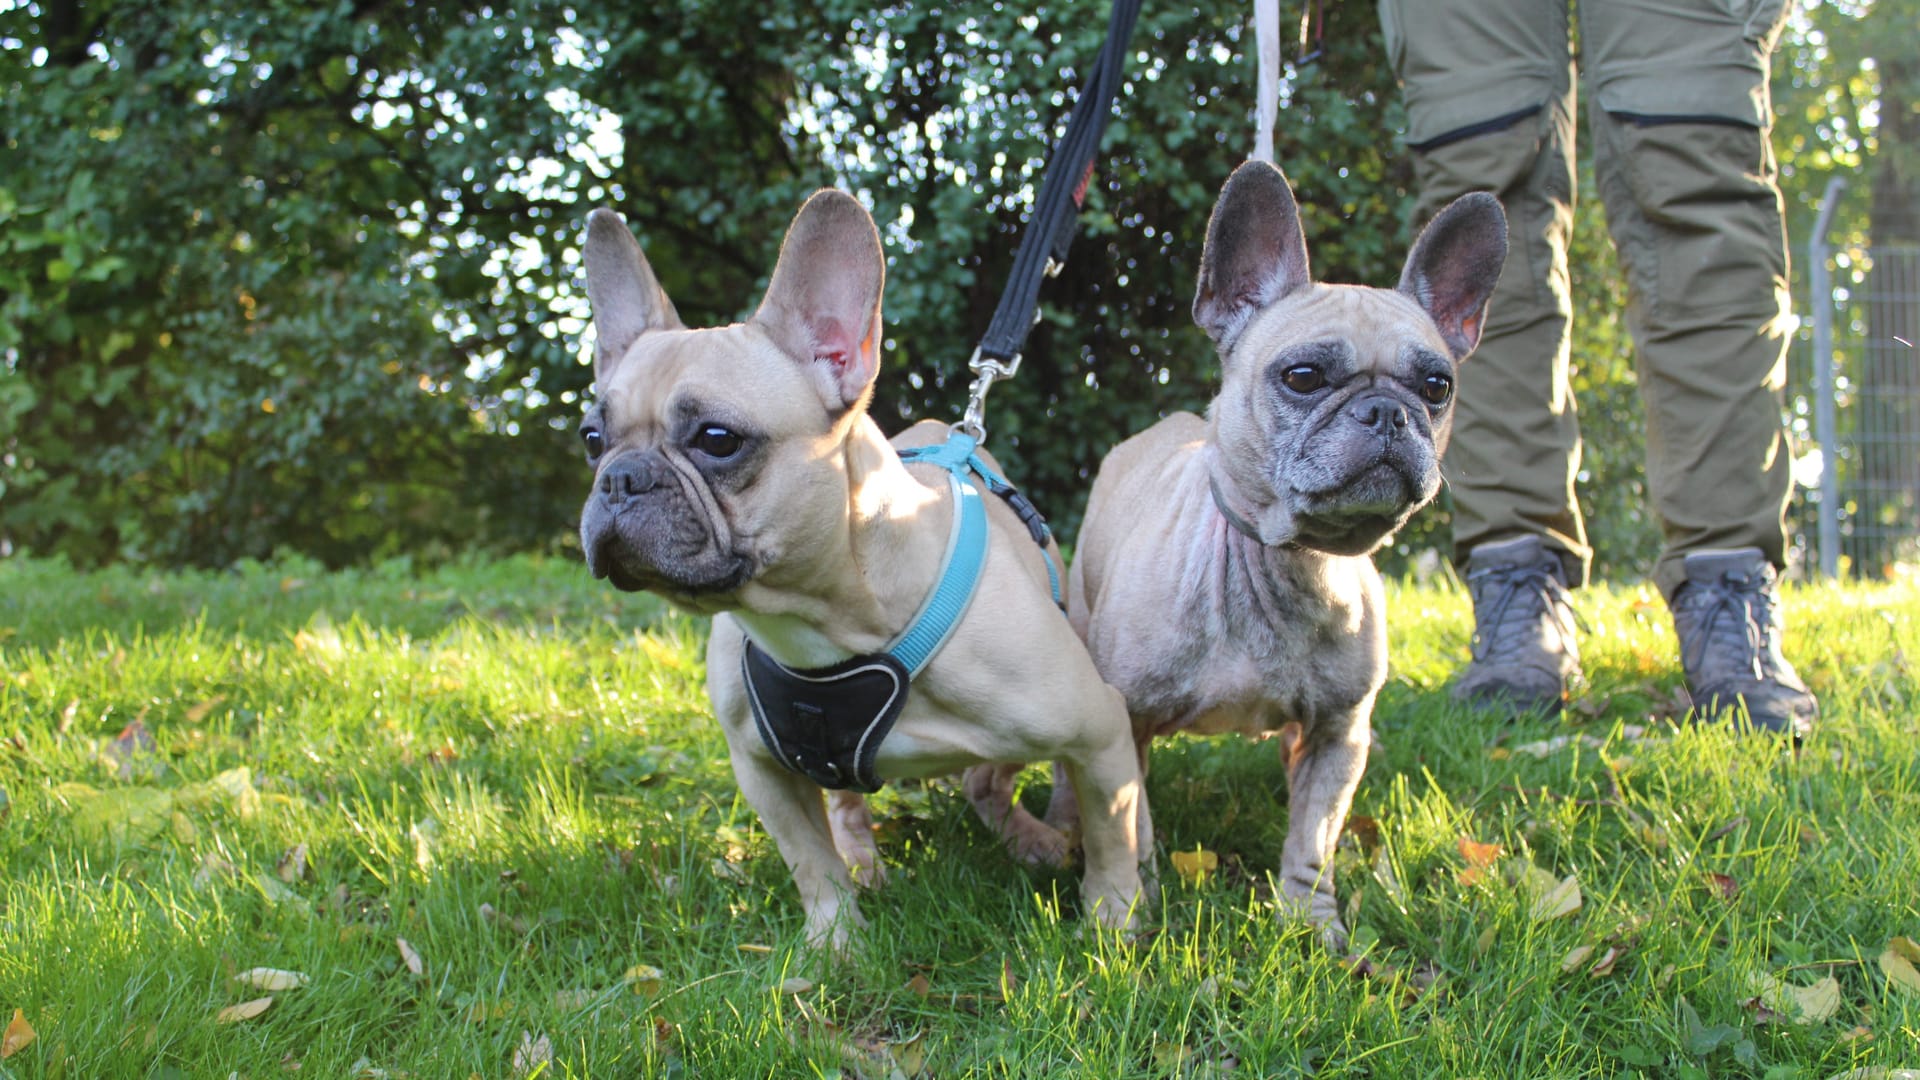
[1275,708,1371,951]
[826,789,887,887]
[962,762,1072,867]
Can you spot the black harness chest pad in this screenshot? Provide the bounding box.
[742,644,909,793]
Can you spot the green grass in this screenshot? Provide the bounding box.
[1,553,1915,1078]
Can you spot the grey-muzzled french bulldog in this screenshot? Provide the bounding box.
[966,160,1507,945]
[576,191,1148,951]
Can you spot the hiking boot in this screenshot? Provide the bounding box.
[1669,547,1817,740]
[1453,535,1582,716]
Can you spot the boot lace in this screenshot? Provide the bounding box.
[1466,560,1583,664]
[1676,568,1775,682]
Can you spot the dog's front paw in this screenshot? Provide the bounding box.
[1273,890,1347,951]
[803,903,869,957]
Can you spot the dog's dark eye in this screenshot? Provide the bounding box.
[690,425,744,459]
[1420,374,1453,406]
[1280,365,1326,394]
[581,428,606,460]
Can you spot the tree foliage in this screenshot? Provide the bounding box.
[0,0,1891,575]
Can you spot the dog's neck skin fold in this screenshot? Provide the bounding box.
[730,415,949,670]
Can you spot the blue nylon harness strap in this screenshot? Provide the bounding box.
[742,432,1064,792]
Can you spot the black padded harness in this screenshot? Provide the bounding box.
[742,649,909,794]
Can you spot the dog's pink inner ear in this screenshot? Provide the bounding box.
[811,316,867,376]
[1397,191,1508,360]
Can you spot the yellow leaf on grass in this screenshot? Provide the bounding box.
[623,965,665,997]
[396,937,424,977]
[1879,940,1920,995]
[1458,838,1504,868]
[890,1030,929,1077]
[1457,837,1504,886]
[2,1009,35,1058]
[1749,972,1842,1025]
[1561,945,1596,974]
[1587,946,1621,978]
[511,1031,552,1078]
[216,997,274,1024]
[234,968,309,991]
[1170,848,1218,885]
[1529,873,1583,922]
[67,784,173,846]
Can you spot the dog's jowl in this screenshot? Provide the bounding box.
[576,192,1149,951]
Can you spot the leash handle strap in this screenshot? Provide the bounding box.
[975,0,1143,365]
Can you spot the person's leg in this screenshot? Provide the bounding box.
[1582,0,1814,736]
[1381,0,1584,714]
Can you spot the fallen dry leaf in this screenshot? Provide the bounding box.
[1459,837,1504,868]
[552,989,596,1011]
[1820,1070,1920,1080]
[65,783,173,846]
[623,964,665,997]
[1458,837,1504,886]
[183,695,227,724]
[890,1030,929,1077]
[777,977,814,995]
[106,719,161,780]
[510,1031,552,1077]
[234,968,309,992]
[2,1009,35,1059]
[1169,847,1218,886]
[277,843,310,884]
[1748,972,1842,1025]
[1706,872,1739,900]
[1878,939,1920,995]
[216,997,274,1024]
[1656,963,1677,990]
[1528,873,1583,922]
[1343,815,1381,852]
[905,973,932,998]
[1587,946,1621,978]
[1561,945,1596,974]
[396,937,424,977]
[409,819,437,871]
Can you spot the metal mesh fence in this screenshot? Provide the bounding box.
[1801,240,1920,579]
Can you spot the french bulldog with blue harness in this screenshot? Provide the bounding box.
[967,161,1507,946]
[575,191,1148,951]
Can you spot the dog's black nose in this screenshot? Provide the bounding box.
[1349,395,1409,436]
[598,454,665,504]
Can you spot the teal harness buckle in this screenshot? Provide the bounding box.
[742,432,1064,791]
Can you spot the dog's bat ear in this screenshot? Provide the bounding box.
[1193,160,1312,349]
[583,209,682,385]
[753,190,886,414]
[1398,192,1508,361]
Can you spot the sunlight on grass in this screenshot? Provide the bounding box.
[0,556,1915,1075]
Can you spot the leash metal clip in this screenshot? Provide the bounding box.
[956,347,1021,442]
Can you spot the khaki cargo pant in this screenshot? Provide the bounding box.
[1378,0,1797,599]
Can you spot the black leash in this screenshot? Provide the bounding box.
[957,0,1143,440]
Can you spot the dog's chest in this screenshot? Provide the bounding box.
[1106,541,1375,737]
